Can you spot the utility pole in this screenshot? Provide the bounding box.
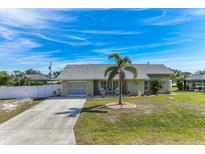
[49,61,52,81]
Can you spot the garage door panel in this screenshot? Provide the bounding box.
[68,82,86,96]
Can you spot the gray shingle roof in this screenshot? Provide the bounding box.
[25,74,50,81]
[57,64,173,80]
[185,75,205,81]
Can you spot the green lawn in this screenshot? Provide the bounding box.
[0,99,42,124]
[74,92,205,144]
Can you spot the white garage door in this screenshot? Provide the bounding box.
[68,82,87,96]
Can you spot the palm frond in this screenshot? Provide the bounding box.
[124,65,137,78]
[118,59,125,68]
[108,53,121,63]
[104,66,118,77]
[123,57,131,64]
[107,69,119,82]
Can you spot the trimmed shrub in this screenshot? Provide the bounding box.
[150,80,162,95]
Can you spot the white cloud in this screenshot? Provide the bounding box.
[26,32,93,46]
[142,11,167,24]
[136,49,179,57]
[0,38,41,55]
[94,46,134,54]
[0,9,79,46]
[142,11,190,25]
[65,35,86,41]
[0,9,76,29]
[29,33,71,44]
[142,9,205,26]
[66,57,106,64]
[0,39,66,73]
[24,31,107,47]
[143,39,188,48]
[0,26,17,40]
[189,9,205,16]
[66,29,141,35]
[93,38,188,54]
[128,8,149,11]
[149,17,189,26]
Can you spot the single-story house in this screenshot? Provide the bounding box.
[57,64,173,96]
[184,75,205,91]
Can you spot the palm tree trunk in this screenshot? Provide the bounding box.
[119,75,123,105]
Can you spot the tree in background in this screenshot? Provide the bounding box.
[12,71,27,86]
[170,68,192,90]
[150,80,162,95]
[53,71,62,78]
[0,68,62,86]
[170,68,192,84]
[25,69,41,75]
[0,71,14,86]
[195,70,205,75]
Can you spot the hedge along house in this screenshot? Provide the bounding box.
[57,64,173,97]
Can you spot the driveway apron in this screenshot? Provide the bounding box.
[0,98,86,145]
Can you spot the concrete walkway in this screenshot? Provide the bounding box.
[0,98,86,145]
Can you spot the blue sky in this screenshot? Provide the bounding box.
[0,8,205,73]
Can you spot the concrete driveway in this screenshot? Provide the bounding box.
[0,98,86,145]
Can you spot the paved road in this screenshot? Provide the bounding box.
[0,98,86,145]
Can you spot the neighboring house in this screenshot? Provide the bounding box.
[184,75,205,91]
[57,64,173,96]
[25,74,50,81]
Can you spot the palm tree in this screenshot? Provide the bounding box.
[104,53,137,105]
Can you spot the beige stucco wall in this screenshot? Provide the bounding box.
[126,80,144,96]
[148,74,171,93]
[61,80,93,96]
[126,75,171,95]
[87,80,94,96]
[61,75,171,96]
[62,81,69,96]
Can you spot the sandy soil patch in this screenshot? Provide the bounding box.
[105,102,136,109]
[170,92,178,95]
[0,98,33,111]
[135,104,159,114]
[185,104,205,111]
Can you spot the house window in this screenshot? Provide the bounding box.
[101,81,107,90]
[144,81,149,91]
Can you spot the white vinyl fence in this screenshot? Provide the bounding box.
[0,84,62,99]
